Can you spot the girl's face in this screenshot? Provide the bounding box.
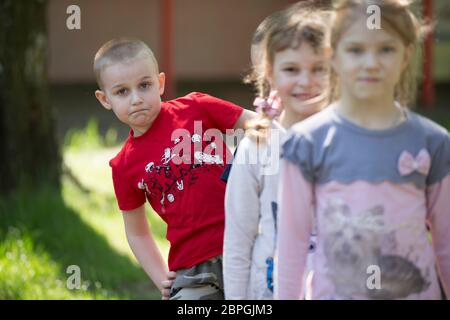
[331,16,410,103]
[268,42,328,116]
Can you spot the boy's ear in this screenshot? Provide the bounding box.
[158,72,166,96]
[95,90,112,110]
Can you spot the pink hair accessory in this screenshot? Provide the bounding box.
[253,90,282,119]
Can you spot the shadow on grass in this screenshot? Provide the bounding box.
[0,185,160,299]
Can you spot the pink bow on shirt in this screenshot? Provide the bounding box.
[253,90,282,119]
[397,149,431,176]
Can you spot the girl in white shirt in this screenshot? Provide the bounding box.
[223,3,331,300]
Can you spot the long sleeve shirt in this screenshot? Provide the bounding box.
[224,121,287,299]
[276,107,450,300]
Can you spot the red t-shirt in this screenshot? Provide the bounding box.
[109,92,244,270]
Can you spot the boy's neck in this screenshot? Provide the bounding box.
[130,106,163,137]
[131,125,151,137]
[336,92,405,130]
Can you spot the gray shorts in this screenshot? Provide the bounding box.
[169,255,224,300]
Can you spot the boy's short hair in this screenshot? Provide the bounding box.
[93,38,159,89]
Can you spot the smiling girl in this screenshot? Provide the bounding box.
[223,3,331,300]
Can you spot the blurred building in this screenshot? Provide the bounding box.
[47,0,450,85]
[47,0,450,141]
[48,0,293,84]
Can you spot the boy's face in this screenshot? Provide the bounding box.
[95,56,165,136]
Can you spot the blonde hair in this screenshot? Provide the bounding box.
[93,38,158,89]
[246,4,332,142]
[330,0,427,106]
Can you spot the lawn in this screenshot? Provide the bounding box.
[0,121,169,299]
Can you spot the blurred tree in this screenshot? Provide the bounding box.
[0,0,60,193]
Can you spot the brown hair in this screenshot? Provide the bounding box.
[245,1,332,98]
[93,38,158,89]
[246,4,331,143]
[330,0,427,106]
[244,8,290,99]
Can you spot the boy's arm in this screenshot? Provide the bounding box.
[122,204,168,291]
[233,109,257,130]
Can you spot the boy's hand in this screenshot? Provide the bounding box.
[161,271,177,300]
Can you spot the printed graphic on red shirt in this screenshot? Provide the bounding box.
[137,130,225,211]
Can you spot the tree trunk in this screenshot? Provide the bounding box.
[0,0,61,193]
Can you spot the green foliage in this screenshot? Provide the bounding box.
[64,119,119,151]
[0,227,110,299]
[0,184,156,299]
[0,134,168,299]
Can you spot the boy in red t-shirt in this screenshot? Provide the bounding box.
[94,38,254,299]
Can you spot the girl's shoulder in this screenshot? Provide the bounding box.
[289,107,336,145]
[407,111,450,184]
[291,107,335,134]
[406,111,450,172]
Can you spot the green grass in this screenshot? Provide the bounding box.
[0,227,106,299]
[0,119,169,300]
[63,118,119,152]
